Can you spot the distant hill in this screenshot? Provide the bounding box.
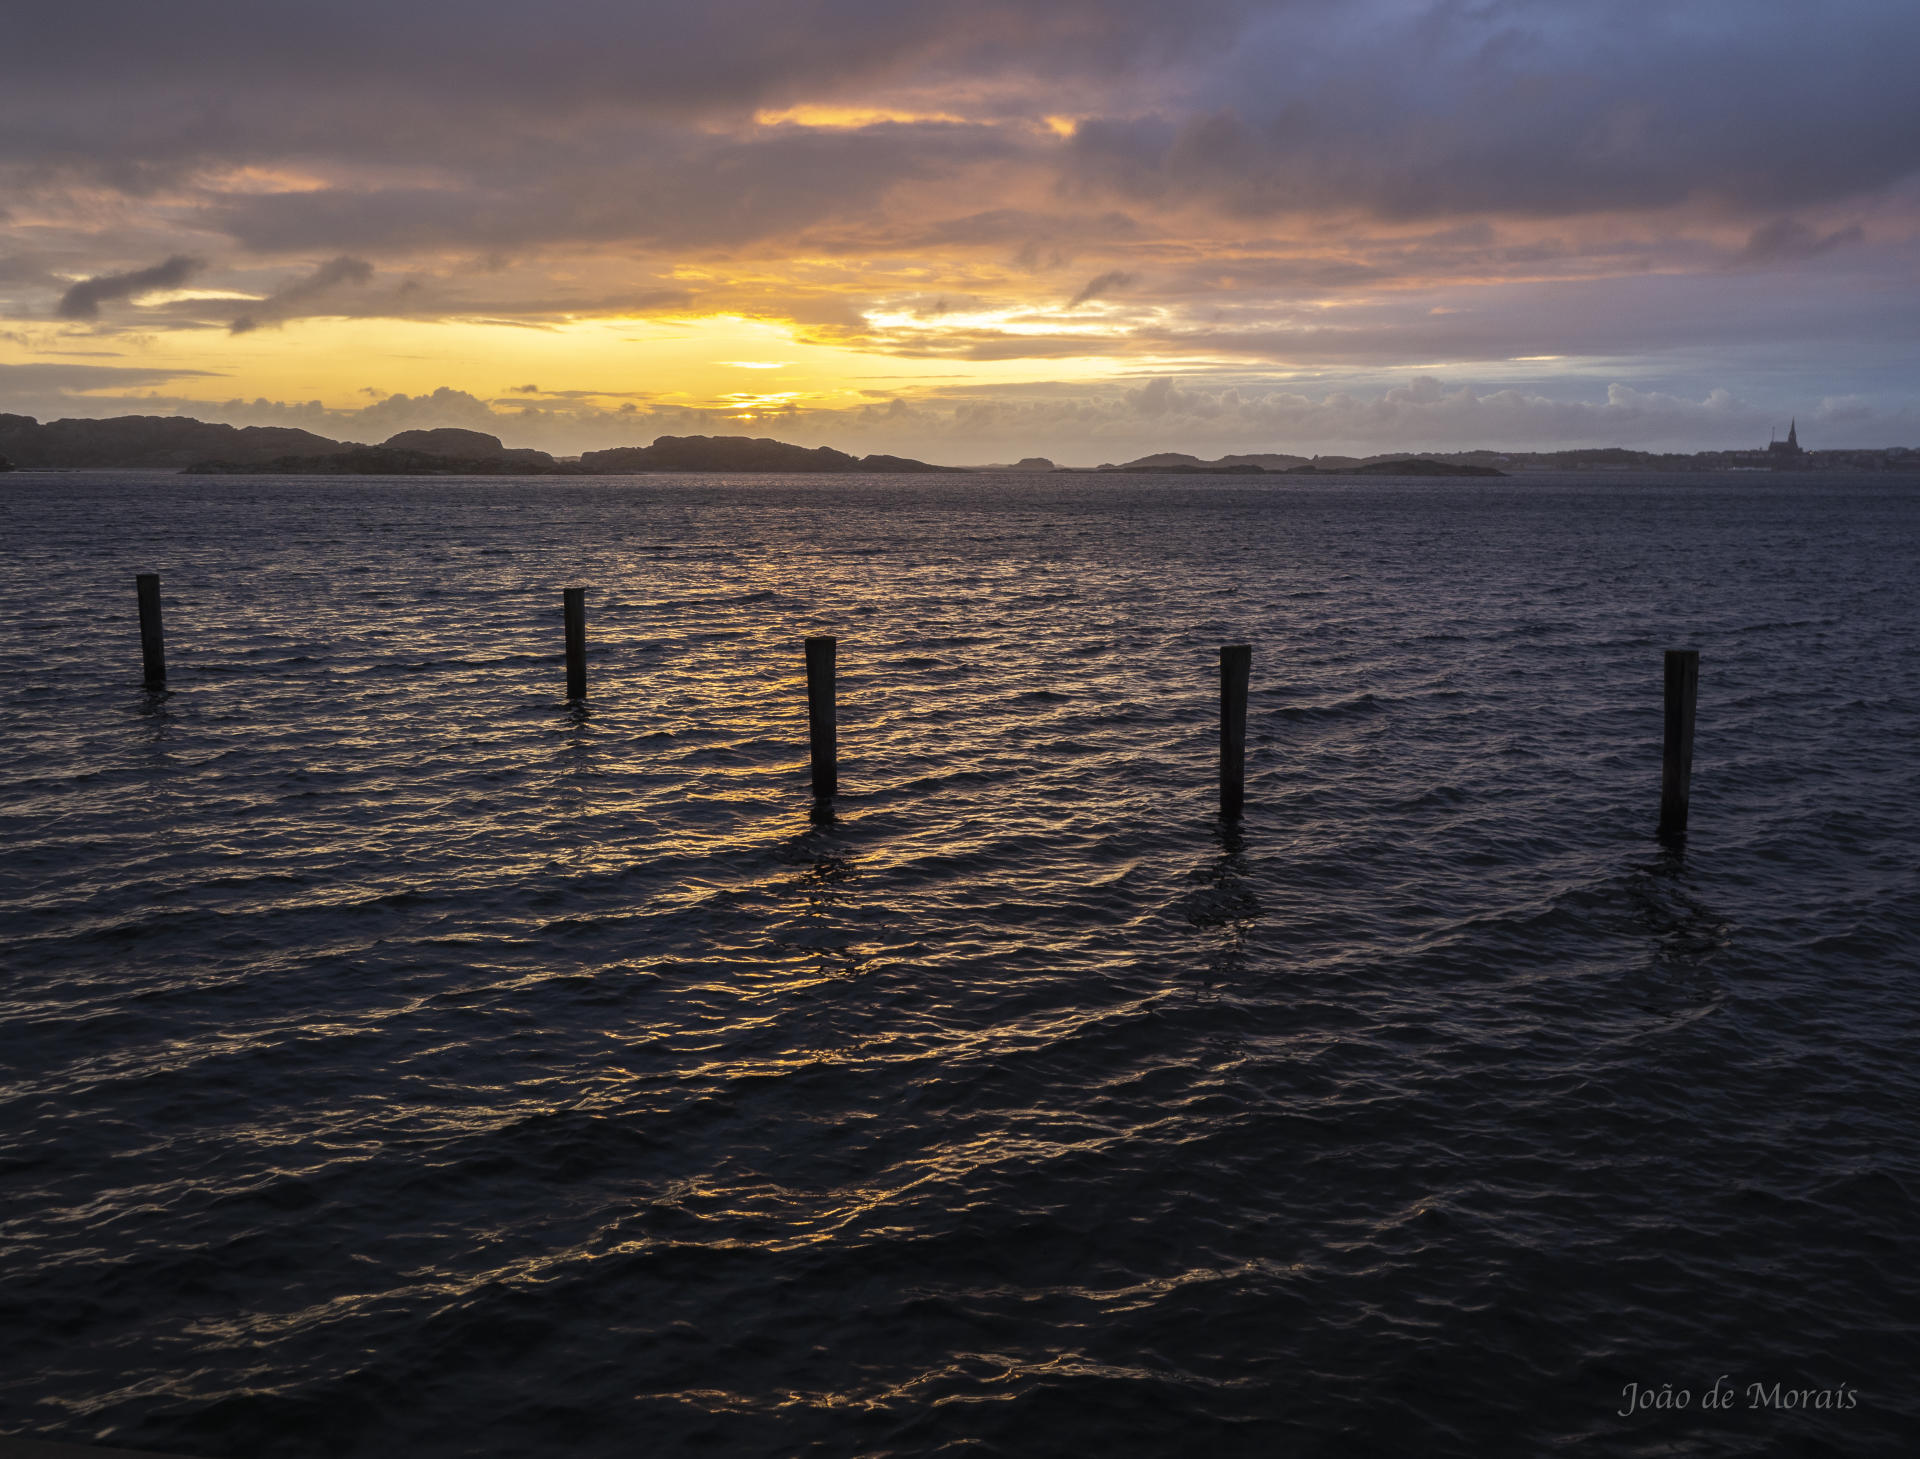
[383,427,507,456]
[1105,450,1312,471]
[0,415,1501,477]
[1218,452,1314,470]
[0,413,355,469]
[7,409,1905,477]
[182,431,960,475]
[578,434,960,473]
[380,428,558,469]
[0,453,13,473]
[188,446,577,476]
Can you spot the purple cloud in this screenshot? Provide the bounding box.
[56,255,203,318]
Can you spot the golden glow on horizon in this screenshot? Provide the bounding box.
[720,389,807,411]
[196,164,334,195]
[137,289,265,305]
[862,303,1149,339]
[753,105,970,129]
[0,201,1666,436]
[0,307,1139,419]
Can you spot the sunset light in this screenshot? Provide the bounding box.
[4,1,1913,461]
[4,6,1919,1457]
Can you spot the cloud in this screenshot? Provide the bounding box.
[0,360,227,422]
[0,360,222,392]
[1062,3,1920,223]
[0,253,56,285]
[55,255,203,319]
[1067,269,1135,307]
[0,2,1245,120]
[9,2,1914,264]
[1736,218,1866,267]
[348,386,509,435]
[199,120,1028,255]
[859,374,1911,459]
[229,255,373,332]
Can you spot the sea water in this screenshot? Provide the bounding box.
[2,471,1917,1456]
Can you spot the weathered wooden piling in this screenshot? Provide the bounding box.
[136,573,166,690]
[563,587,587,701]
[1220,643,1251,819]
[805,635,837,798]
[1658,648,1699,839]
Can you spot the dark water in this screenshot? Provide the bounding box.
[3,471,1918,1458]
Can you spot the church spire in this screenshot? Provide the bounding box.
[1787,418,1798,450]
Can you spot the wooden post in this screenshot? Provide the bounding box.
[805,635,837,798]
[563,587,587,701]
[1658,649,1699,839]
[136,573,166,690]
[1220,643,1251,819]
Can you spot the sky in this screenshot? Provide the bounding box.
[2,0,1917,464]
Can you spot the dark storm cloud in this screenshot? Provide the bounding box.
[1062,0,1920,220]
[0,0,1246,264]
[55,255,203,319]
[3,1,1916,270]
[202,122,1023,254]
[0,1,1248,143]
[230,256,373,333]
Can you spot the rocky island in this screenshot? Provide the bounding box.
[0,412,353,469]
[0,414,960,474]
[577,434,964,473]
[187,429,961,475]
[189,427,578,476]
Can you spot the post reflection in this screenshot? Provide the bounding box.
[136,685,176,740]
[1619,847,1729,1024]
[774,815,864,980]
[1182,820,1263,980]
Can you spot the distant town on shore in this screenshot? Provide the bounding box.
[1,411,1915,477]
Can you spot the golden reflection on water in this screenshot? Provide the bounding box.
[11,474,1913,1455]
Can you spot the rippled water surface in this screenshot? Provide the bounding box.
[3,471,1919,1457]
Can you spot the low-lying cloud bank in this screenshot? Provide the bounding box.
[11,370,1914,463]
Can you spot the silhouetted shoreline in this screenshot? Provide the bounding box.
[1,412,1915,475]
